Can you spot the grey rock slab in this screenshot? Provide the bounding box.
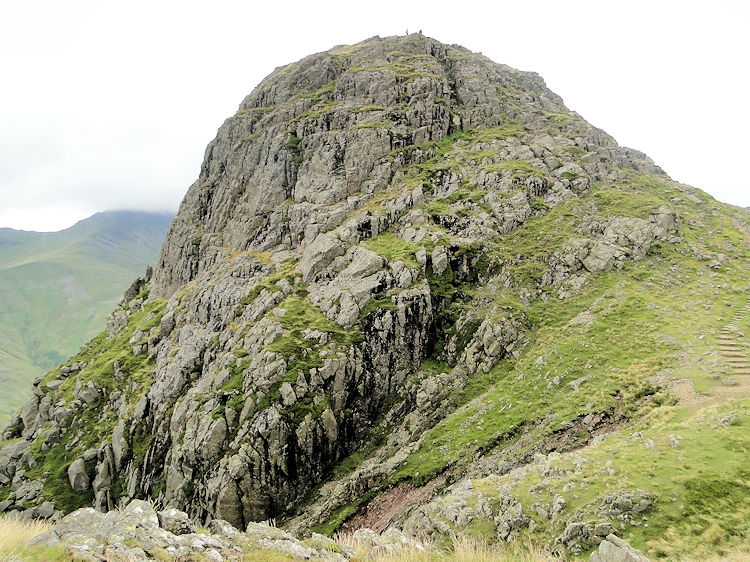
[45,380,64,391]
[157,507,196,535]
[299,231,347,282]
[321,408,338,441]
[14,479,43,502]
[431,245,449,276]
[37,500,55,519]
[67,458,90,492]
[582,241,623,273]
[208,518,240,539]
[280,382,297,406]
[112,419,128,471]
[590,534,650,562]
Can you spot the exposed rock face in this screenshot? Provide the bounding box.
[590,534,650,562]
[149,33,662,299]
[0,33,680,543]
[67,458,90,493]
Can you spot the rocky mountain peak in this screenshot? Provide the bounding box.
[3,35,745,561]
[151,34,658,298]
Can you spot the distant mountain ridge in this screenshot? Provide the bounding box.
[0,210,172,424]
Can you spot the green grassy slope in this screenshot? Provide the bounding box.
[378,181,750,558]
[0,210,172,426]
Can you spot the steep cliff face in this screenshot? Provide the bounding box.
[3,34,749,559]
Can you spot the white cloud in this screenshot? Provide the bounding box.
[1,0,748,231]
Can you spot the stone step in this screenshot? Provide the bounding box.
[726,358,750,365]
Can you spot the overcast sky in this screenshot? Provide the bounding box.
[1,0,748,231]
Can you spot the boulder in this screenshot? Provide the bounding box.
[590,534,650,562]
[431,245,449,275]
[157,507,196,535]
[67,458,90,492]
[280,382,297,406]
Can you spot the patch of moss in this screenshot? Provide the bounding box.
[485,159,545,179]
[363,231,423,269]
[234,262,299,318]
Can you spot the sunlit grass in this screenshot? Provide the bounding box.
[0,516,70,561]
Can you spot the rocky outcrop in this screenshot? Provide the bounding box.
[29,499,351,560]
[590,534,650,562]
[28,499,435,561]
[148,33,662,299]
[402,480,532,542]
[555,490,653,554]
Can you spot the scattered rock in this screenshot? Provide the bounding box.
[29,499,380,560]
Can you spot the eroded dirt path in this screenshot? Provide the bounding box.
[339,475,447,534]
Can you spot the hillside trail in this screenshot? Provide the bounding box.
[713,299,750,394]
[668,299,750,407]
